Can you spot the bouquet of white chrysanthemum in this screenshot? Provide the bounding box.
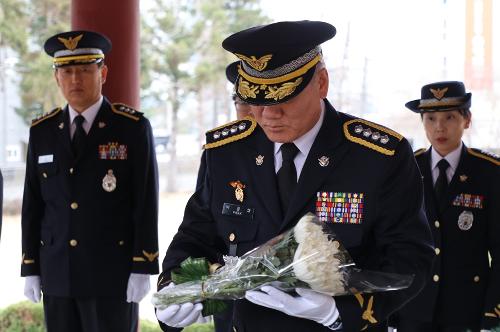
[152,213,413,316]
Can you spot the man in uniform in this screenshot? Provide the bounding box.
[21,30,159,332]
[156,21,434,332]
[392,81,500,331]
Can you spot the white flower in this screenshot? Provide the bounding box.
[292,214,345,295]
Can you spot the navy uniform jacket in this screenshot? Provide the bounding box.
[396,146,500,330]
[158,100,434,332]
[21,98,159,298]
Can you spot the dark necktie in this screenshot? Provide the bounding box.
[434,159,450,205]
[72,115,87,158]
[277,143,299,214]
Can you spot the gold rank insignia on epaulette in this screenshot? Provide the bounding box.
[31,107,62,127]
[204,116,257,149]
[468,148,500,166]
[354,293,378,331]
[133,250,159,262]
[111,103,143,121]
[343,119,403,156]
[414,148,426,157]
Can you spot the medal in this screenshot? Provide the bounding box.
[102,169,117,192]
[457,210,473,231]
[229,180,245,202]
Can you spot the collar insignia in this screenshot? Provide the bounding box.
[459,174,468,182]
[318,156,330,167]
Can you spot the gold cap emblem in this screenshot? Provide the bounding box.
[430,87,448,100]
[57,34,83,51]
[235,53,273,71]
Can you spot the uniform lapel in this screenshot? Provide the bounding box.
[419,148,438,216]
[56,107,73,158]
[280,102,348,232]
[242,126,283,227]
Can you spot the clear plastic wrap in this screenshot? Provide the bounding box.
[152,213,414,314]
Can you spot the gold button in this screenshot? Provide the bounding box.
[433,274,440,282]
[42,172,48,178]
[434,220,440,228]
[229,233,236,242]
[473,276,480,282]
[435,248,441,255]
[69,168,74,174]
[118,240,125,246]
[69,239,78,247]
[70,202,78,210]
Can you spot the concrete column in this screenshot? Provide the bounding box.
[71,0,140,108]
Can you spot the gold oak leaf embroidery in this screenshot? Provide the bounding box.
[238,78,259,99]
[265,78,303,101]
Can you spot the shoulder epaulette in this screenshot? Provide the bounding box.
[414,148,426,157]
[31,107,62,127]
[468,148,500,166]
[204,116,257,149]
[343,119,403,156]
[111,103,143,121]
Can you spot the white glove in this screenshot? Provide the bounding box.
[126,273,151,303]
[245,286,339,327]
[156,283,207,328]
[24,276,41,303]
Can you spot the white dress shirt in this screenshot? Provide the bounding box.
[430,142,463,185]
[68,96,103,138]
[274,101,326,180]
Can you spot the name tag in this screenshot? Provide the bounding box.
[222,203,254,220]
[38,154,53,164]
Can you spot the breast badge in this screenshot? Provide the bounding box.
[452,193,483,209]
[316,192,364,224]
[98,142,128,160]
[102,169,117,192]
[229,180,246,202]
[457,210,473,231]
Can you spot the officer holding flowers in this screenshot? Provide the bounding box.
[156,20,434,332]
